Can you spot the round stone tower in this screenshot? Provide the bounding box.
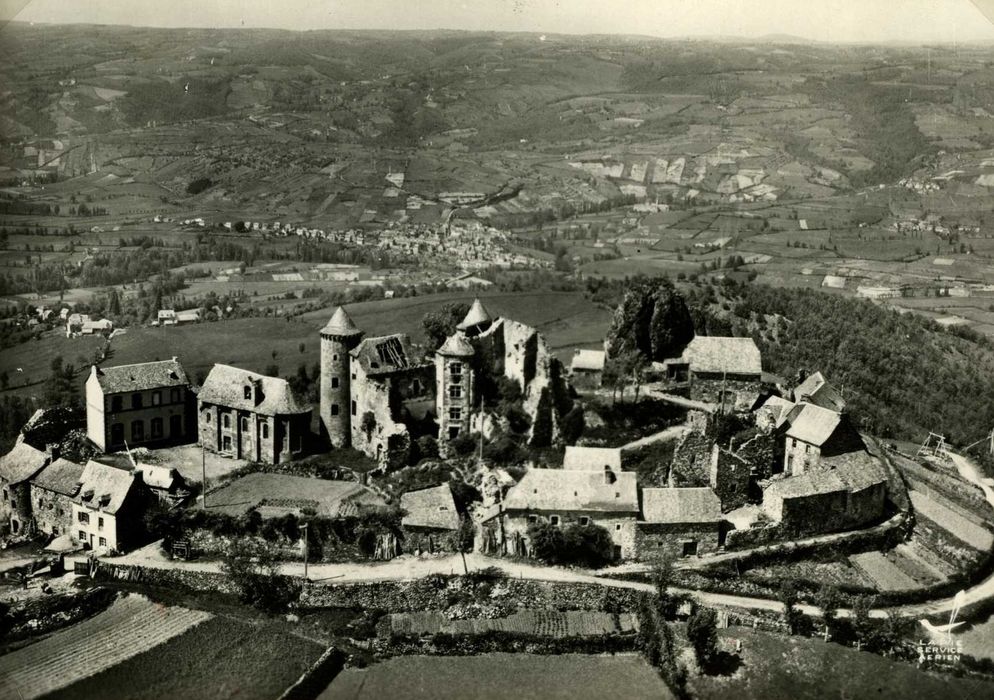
[436,331,475,453]
[320,306,364,448]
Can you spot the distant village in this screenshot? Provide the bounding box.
[0,294,890,571]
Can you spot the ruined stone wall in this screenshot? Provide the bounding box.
[709,446,751,512]
[502,511,637,560]
[669,430,712,487]
[1,480,33,537]
[29,487,74,537]
[636,521,721,561]
[734,432,781,479]
[350,366,410,470]
[689,375,760,411]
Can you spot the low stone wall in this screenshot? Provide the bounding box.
[95,562,242,596]
[299,577,645,612]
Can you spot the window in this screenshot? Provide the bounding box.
[223,414,231,429]
[331,377,340,388]
[241,416,249,431]
[205,412,212,424]
[98,517,104,530]
[262,423,270,439]
[10,499,15,509]
[150,417,163,438]
[113,421,127,443]
[331,404,339,416]
[615,524,622,531]
[222,435,232,452]
[57,508,63,516]
[99,537,107,548]
[111,396,123,412]
[78,511,89,524]
[448,426,460,439]
[11,520,18,534]
[550,515,560,526]
[351,400,357,416]
[151,391,162,406]
[449,408,462,422]
[351,372,356,380]
[682,541,698,557]
[243,386,252,400]
[170,388,181,403]
[449,385,463,399]
[2,488,6,500]
[131,420,144,441]
[579,516,590,526]
[450,362,462,376]
[528,515,538,524]
[131,392,143,409]
[332,353,339,361]
[79,530,87,542]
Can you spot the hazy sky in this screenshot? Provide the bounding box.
[3,0,994,43]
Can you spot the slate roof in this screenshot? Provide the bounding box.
[198,364,311,416]
[320,306,363,338]
[793,372,846,412]
[400,484,461,530]
[437,333,475,357]
[457,298,494,331]
[502,468,638,514]
[757,395,796,428]
[571,349,606,373]
[785,403,843,446]
[203,472,386,518]
[135,463,180,490]
[350,334,427,376]
[641,487,722,524]
[683,336,762,376]
[31,457,84,496]
[764,470,847,500]
[93,359,189,395]
[562,446,622,472]
[76,461,139,515]
[0,440,49,485]
[821,451,888,491]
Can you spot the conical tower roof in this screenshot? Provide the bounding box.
[320,306,363,337]
[437,332,475,357]
[456,298,493,331]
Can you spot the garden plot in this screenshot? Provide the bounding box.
[849,551,920,592]
[0,594,212,700]
[910,490,994,551]
[386,610,637,638]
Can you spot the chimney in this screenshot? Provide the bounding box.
[46,443,60,461]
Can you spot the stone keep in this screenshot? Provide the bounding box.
[435,332,476,445]
[319,307,364,447]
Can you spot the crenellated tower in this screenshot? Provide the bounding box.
[319,306,364,447]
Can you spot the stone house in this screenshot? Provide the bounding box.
[29,457,85,538]
[638,487,723,559]
[708,445,751,512]
[0,439,49,538]
[198,364,312,465]
[669,336,762,410]
[85,359,195,453]
[782,403,865,475]
[762,451,887,537]
[569,349,606,391]
[400,483,461,553]
[73,460,150,553]
[489,467,639,560]
[792,371,846,412]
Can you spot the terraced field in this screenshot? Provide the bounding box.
[386,610,638,637]
[849,551,919,592]
[0,595,212,700]
[910,490,994,551]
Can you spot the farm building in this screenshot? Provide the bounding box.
[0,438,50,538]
[762,451,887,536]
[666,336,762,410]
[157,309,178,326]
[86,359,195,453]
[81,319,113,336]
[133,462,187,504]
[203,472,386,519]
[782,403,865,475]
[792,372,846,412]
[638,487,723,559]
[570,349,606,390]
[486,467,639,560]
[198,365,312,465]
[73,460,151,553]
[29,457,85,539]
[400,483,461,552]
[563,445,622,472]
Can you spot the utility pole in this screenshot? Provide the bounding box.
[301,522,309,581]
[201,445,208,509]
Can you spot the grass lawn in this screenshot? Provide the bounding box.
[319,653,673,700]
[690,627,994,700]
[46,616,324,700]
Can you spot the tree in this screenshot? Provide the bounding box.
[686,606,719,671]
[815,583,843,639]
[779,580,801,635]
[651,556,679,620]
[527,521,566,564]
[421,301,471,353]
[561,523,615,568]
[43,356,77,407]
[220,537,301,612]
[850,594,875,648]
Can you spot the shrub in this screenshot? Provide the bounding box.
[527,521,566,564]
[686,606,719,670]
